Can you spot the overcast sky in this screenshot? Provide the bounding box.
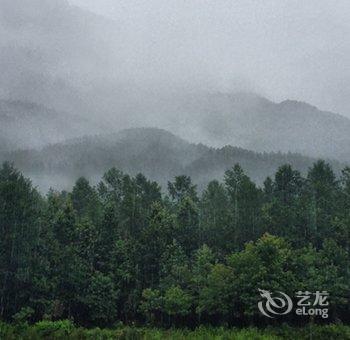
[68,0,350,116]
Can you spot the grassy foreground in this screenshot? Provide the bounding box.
[1,321,350,340]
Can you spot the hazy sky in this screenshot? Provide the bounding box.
[68,0,350,116]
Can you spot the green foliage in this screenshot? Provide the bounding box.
[227,234,296,318]
[32,319,75,337]
[0,162,42,319]
[224,164,262,248]
[82,272,120,326]
[12,307,34,325]
[168,175,198,203]
[0,162,350,332]
[159,241,190,289]
[200,181,231,254]
[140,289,163,323]
[71,177,101,223]
[197,263,234,316]
[1,322,350,339]
[163,286,192,317]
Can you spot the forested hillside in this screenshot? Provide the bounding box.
[1,160,349,329]
[0,128,344,191]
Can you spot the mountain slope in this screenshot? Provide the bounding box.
[0,100,104,152]
[172,92,350,162]
[0,0,122,116]
[1,128,344,192]
[1,1,350,163]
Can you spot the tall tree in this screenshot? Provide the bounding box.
[307,160,340,247]
[71,177,101,224]
[168,175,198,204]
[0,163,42,319]
[200,181,231,254]
[224,164,262,249]
[262,164,307,245]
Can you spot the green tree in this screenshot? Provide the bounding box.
[168,175,198,203]
[71,177,101,224]
[175,196,199,255]
[227,234,296,319]
[0,163,42,319]
[159,241,190,290]
[196,264,234,321]
[224,164,262,249]
[200,181,231,254]
[140,203,175,288]
[82,272,119,326]
[163,286,192,323]
[261,164,307,245]
[307,160,340,247]
[139,288,162,324]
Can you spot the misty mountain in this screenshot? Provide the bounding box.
[1,128,344,192]
[0,100,103,153]
[1,1,350,165]
[0,0,123,117]
[171,92,350,162]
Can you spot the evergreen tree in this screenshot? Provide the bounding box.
[307,160,340,247]
[200,181,231,254]
[0,163,42,319]
[71,177,101,224]
[224,164,262,249]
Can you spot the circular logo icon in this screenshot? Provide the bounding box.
[258,288,293,318]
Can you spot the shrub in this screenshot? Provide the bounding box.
[32,319,75,337]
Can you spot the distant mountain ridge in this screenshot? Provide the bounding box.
[2,91,350,165]
[0,99,103,152]
[1,128,344,192]
[1,0,350,163]
[173,92,350,161]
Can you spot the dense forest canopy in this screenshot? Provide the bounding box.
[0,160,349,329]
